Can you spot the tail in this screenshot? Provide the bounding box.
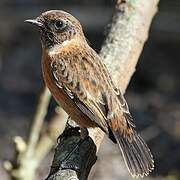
[113,129,154,178]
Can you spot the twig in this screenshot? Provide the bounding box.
[27,87,51,155]
[46,0,160,179]
[4,87,68,180]
[35,107,68,163]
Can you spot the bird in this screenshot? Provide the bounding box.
[25,10,154,178]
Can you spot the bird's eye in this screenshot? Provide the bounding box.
[54,20,66,31]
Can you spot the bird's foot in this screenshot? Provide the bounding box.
[80,127,89,139]
[57,116,80,143]
[57,126,80,143]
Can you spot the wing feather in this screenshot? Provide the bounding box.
[50,54,109,132]
[50,45,135,138]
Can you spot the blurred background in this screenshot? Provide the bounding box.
[0,0,180,180]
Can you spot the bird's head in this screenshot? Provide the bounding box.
[25,10,85,49]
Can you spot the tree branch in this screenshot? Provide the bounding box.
[46,0,160,179]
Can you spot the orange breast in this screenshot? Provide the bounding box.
[41,50,96,128]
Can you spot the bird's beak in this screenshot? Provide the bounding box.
[24,19,44,28]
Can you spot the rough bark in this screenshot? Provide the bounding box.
[46,0,160,180]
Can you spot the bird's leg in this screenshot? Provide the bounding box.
[60,128,89,161]
[66,116,73,128]
[66,115,80,128]
[57,117,90,169]
[80,127,89,139]
[57,116,80,143]
[61,128,89,158]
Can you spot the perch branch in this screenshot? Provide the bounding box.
[46,0,160,179]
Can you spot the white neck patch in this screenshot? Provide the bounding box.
[48,39,75,56]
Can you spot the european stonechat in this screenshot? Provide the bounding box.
[25,10,154,177]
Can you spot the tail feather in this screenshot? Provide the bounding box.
[113,130,154,178]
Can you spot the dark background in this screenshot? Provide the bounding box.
[0,0,180,179]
